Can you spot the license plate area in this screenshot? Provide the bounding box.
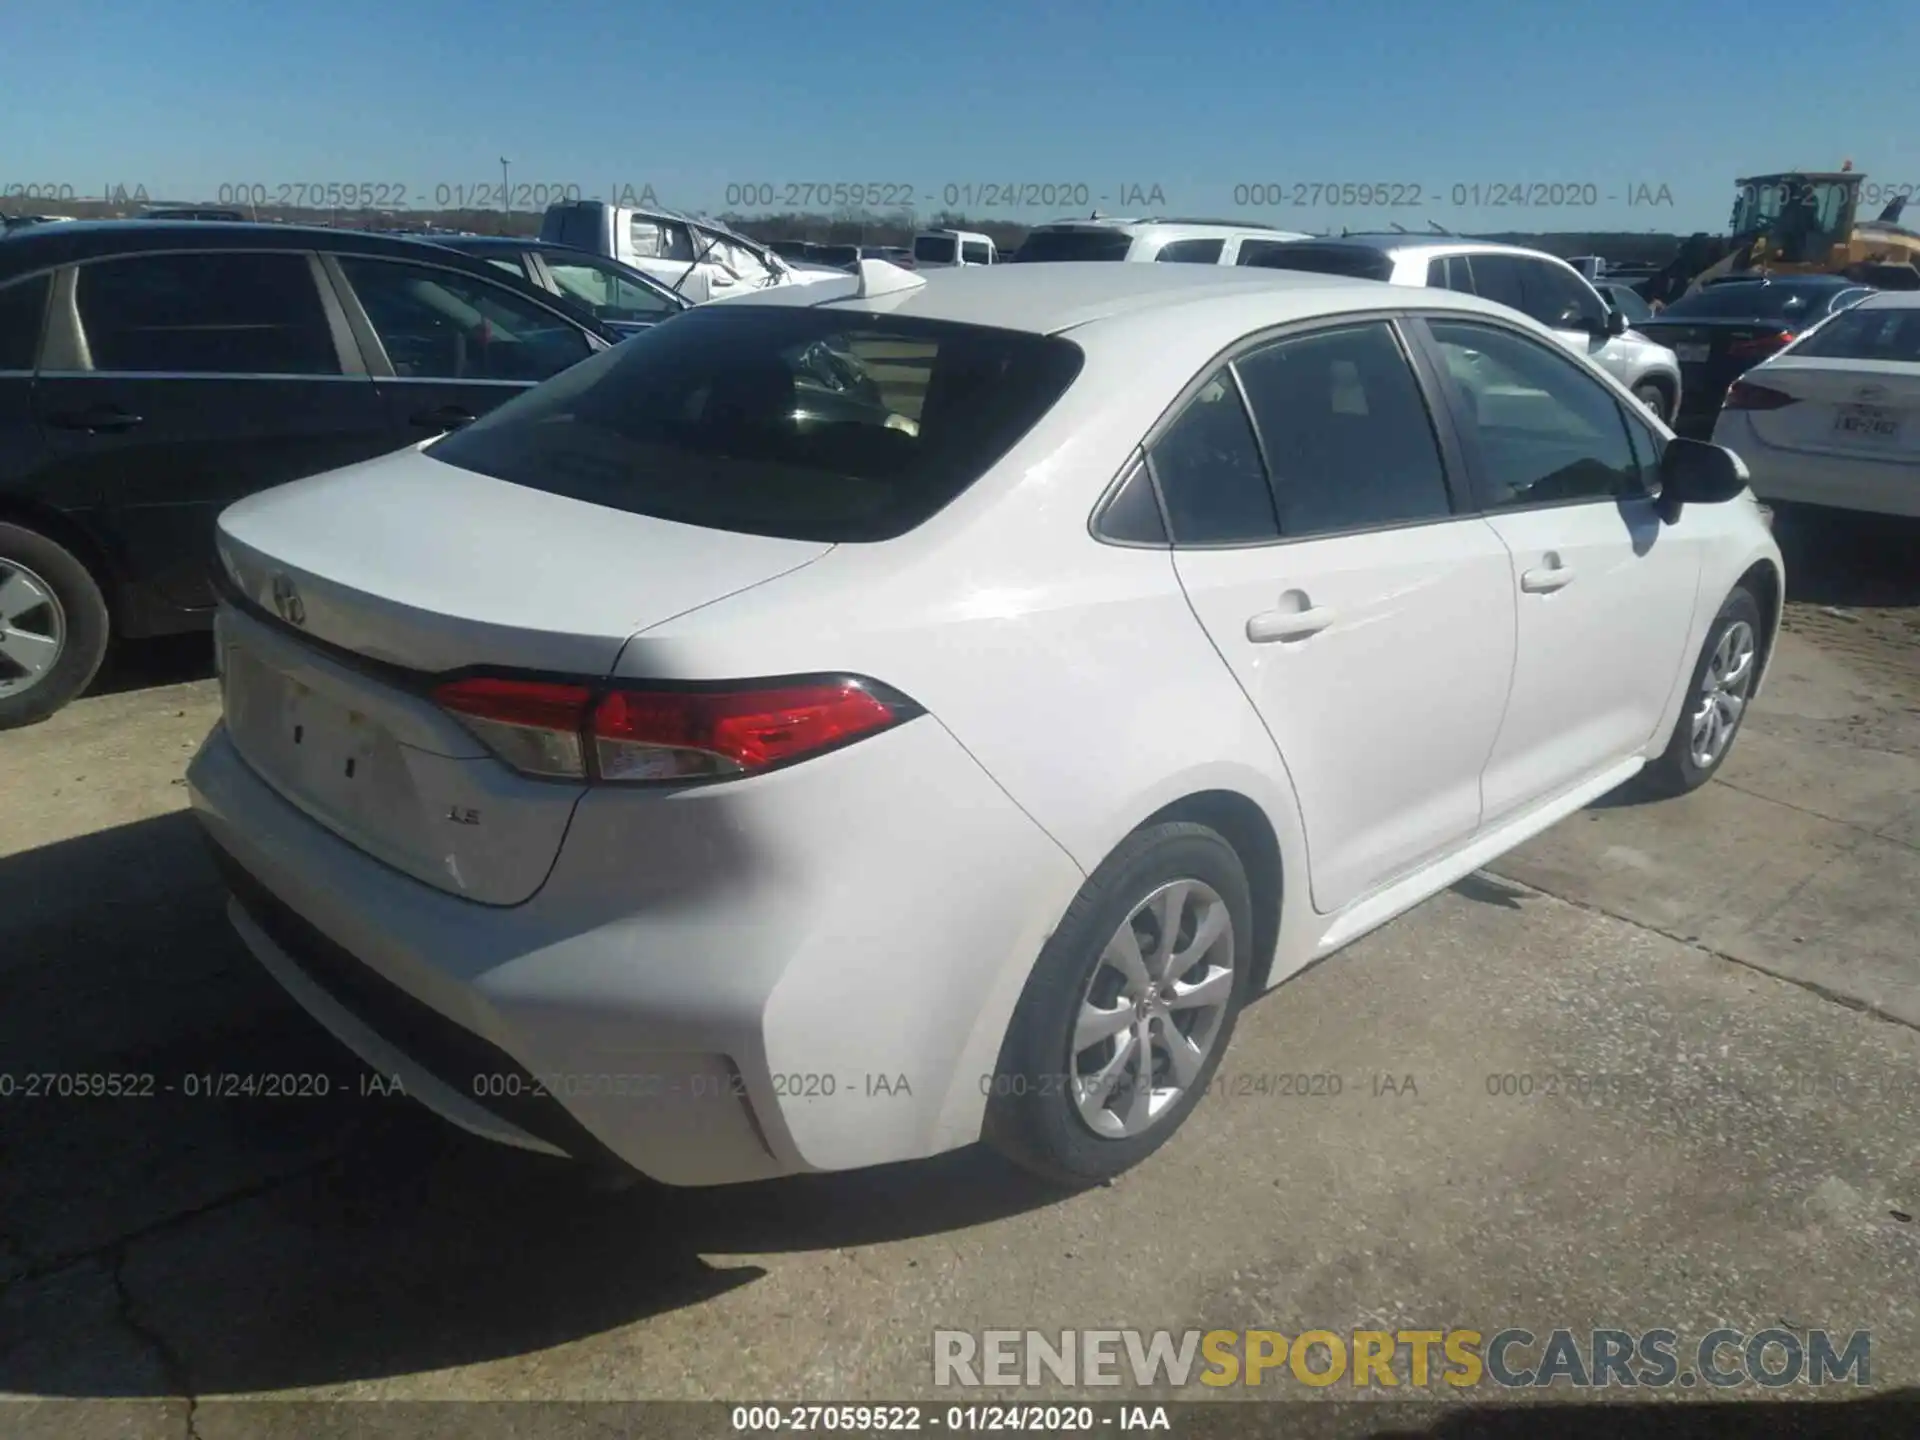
[1833,404,1901,442]
[1675,342,1710,363]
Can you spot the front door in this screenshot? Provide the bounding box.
[32,250,388,613]
[1160,319,1518,914]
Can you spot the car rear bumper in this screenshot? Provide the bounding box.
[188,715,1084,1186]
[1713,413,1920,519]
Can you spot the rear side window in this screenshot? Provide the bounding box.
[426,307,1085,543]
[1147,374,1277,544]
[1238,243,1393,281]
[1232,322,1453,536]
[75,252,339,375]
[1008,230,1135,263]
[1154,238,1225,264]
[1791,305,1920,361]
[914,235,958,264]
[1427,256,1476,292]
[961,240,992,265]
[0,273,51,369]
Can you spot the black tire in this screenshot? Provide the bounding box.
[0,522,111,731]
[984,821,1254,1187]
[1639,585,1764,798]
[1634,380,1671,424]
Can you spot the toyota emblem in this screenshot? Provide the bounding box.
[270,574,306,628]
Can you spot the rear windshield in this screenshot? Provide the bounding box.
[1658,284,1846,321]
[426,306,1085,542]
[1790,305,1920,362]
[913,235,957,263]
[1010,230,1135,263]
[1237,243,1394,282]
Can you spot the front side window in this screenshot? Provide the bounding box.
[1147,373,1277,544]
[74,252,338,375]
[425,307,1084,543]
[1606,285,1653,324]
[1519,259,1607,330]
[1154,238,1225,264]
[544,255,675,323]
[0,273,52,370]
[339,258,593,383]
[1427,319,1640,507]
[1232,322,1453,536]
[960,240,992,265]
[629,218,695,262]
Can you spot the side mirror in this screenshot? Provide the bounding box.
[1655,437,1749,522]
[1605,308,1628,337]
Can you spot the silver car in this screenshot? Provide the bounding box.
[1242,235,1684,424]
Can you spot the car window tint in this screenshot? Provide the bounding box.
[1620,402,1663,486]
[1098,459,1168,543]
[1238,242,1394,280]
[1428,320,1640,506]
[1232,322,1452,536]
[1147,373,1278,544]
[75,252,339,375]
[425,307,1084,543]
[0,273,51,369]
[1155,238,1225,264]
[1519,259,1605,330]
[914,235,957,264]
[339,258,593,383]
[1792,305,1920,362]
[1607,285,1652,324]
[1468,253,1527,313]
[961,240,992,264]
[545,256,674,322]
[484,258,523,277]
[630,219,694,262]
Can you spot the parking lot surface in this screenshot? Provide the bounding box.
[1,508,1916,1434]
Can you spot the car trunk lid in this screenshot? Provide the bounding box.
[212,444,833,904]
[1736,358,1920,460]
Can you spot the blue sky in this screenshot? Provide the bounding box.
[4,0,1917,232]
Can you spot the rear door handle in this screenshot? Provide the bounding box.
[1520,563,1576,593]
[408,405,475,430]
[48,406,144,434]
[1246,605,1337,643]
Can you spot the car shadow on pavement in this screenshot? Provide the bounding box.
[84,632,217,699]
[1770,505,1920,611]
[1364,1389,1920,1437]
[0,810,1069,1398]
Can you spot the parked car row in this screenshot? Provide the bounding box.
[181,257,1782,1190]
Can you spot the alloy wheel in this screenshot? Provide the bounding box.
[1688,619,1756,769]
[1070,878,1236,1139]
[0,558,67,699]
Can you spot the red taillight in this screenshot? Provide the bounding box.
[1729,329,1795,359]
[432,675,911,783]
[1724,380,1798,411]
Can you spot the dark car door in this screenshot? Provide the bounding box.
[322,254,599,442]
[30,249,389,616]
[0,273,53,507]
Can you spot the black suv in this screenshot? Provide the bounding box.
[0,221,617,727]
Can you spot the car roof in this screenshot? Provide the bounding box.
[0,220,532,278]
[1854,289,1920,309]
[1283,233,1569,263]
[712,259,1525,338]
[1026,216,1305,237]
[1704,273,1861,289]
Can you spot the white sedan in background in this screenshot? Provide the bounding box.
[1712,291,1920,518]
[189,261,1782,1190]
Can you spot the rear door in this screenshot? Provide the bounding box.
[324,253,598,442]
[31,249,387,612]
[1415,316,1703,820]
[1162,318,1517,913]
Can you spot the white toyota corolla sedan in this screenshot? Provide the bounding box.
[188,259,1783,1188]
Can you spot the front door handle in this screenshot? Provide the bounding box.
[1246,605,1337,643]
[408,405,475,430]
[1520,560,1576,593]
[48,406,144,434]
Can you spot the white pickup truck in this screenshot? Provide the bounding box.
[539,201,844,303]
